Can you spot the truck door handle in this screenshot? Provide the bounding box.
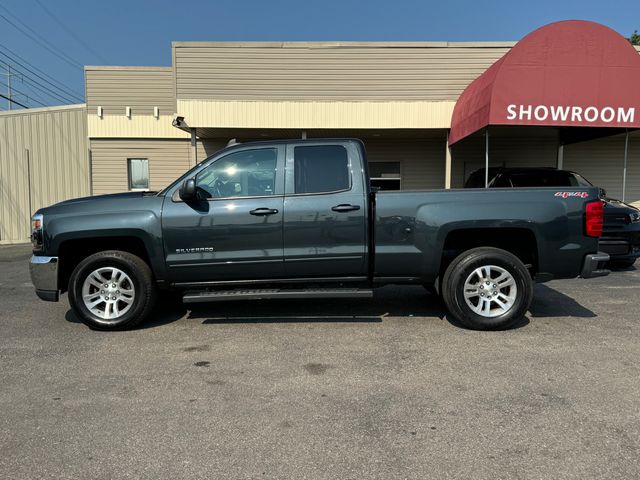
[332,204,361,212]
[250,208,279,216]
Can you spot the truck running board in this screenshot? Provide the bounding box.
[182,288,373,304]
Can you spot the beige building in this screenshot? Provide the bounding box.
[1,40,639,243]
[85,41,640,201]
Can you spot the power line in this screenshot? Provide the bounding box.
[0,6,83,71]
[0,68,51,107]
[0,79,48,107]
[3,63,15,110]
[0,48,84,102]
[21,75,77,105]
[0,45,84,99]
[9,78,51,106]
[0,3,84,69]
[0,59,78,105]
[0,92,28,109]
[33,0,109,64]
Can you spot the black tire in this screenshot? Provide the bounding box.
[68,250,156,330]
[441,247,533,330]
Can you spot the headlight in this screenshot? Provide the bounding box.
[31,213,44,250]
[630,212,640,223]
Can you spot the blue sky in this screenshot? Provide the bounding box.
[0,0,637,108]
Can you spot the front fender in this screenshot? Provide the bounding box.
[44,209,167,280]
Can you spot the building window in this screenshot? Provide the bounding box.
[293,145,350,194]
[128,158,149,190]
[369,162,401,191]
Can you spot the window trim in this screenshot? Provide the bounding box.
[127,158,149,191]
[284,143,353,196]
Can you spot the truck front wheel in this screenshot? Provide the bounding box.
[441,247,532,330]
[68,250,156,330]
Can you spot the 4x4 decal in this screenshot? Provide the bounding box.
[554,191,589,199]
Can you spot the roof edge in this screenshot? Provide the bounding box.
[83,65,171,71]
[171,41,517,48]
[0,103,86,116]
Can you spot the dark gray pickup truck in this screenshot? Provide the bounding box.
[30,139,609,331]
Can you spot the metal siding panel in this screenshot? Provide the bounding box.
[564,132,640,203]
[196,139,228,161]
[87,115,190,138]
[0,106,88,243]
[178,100,455,130]
[85,68,176,115]
[366,138,446,190]
[90,139,192,194]
[174,45,511,101]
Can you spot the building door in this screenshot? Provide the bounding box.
[162,146,285,283]
[282,143,368,278]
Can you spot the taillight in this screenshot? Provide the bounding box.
[585,200,604,237]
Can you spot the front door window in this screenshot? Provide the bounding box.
[195,148,278,199]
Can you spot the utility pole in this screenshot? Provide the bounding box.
[1,64,24,109]
[6,64,12,110]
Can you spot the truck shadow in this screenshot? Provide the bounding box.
[189,286,444,325]
[529,284,596,318]
[64,284,595,330]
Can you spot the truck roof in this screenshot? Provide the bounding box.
[221,138,363,149]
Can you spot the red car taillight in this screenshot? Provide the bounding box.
[585,200,604,237]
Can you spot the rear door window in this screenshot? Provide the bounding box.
[293,145,350,194]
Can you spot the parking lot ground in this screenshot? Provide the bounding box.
[1,243,639,479]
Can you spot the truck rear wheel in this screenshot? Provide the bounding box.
[441,247,532,330]
[68,250,156,330]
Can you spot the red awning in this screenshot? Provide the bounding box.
[449,20,640,145]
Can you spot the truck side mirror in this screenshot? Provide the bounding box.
[599,188,607,198]
[179,178,196,201]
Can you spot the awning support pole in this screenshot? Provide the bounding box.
[484,128,489,188]
[557,144,564,169]
[557,129,564,170]
[445,131,452,189]
[622,129,629,202]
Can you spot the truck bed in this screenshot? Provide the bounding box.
[373,187,601,282]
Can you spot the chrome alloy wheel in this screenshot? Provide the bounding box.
[463,265,517,318]
[81,267,135,322]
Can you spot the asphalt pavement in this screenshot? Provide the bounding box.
[1,243,639,479]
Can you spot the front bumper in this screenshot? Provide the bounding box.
[580,252,610,279]
[29,255,59,302]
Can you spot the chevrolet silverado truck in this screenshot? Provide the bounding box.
[29,139,609,331]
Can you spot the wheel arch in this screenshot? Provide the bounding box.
[439,227,539,280]
[57,234,158,293]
